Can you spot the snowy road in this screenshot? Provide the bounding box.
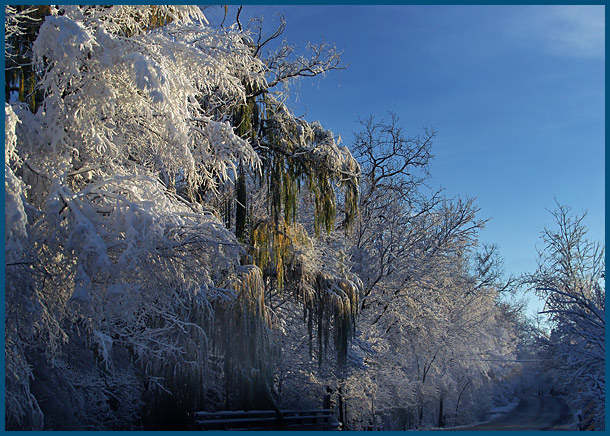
[450,395,574,431]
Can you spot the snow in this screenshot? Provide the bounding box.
[5,103,20,164]
[34,15,97,72]
[487,399,519,420]
[92,329,114,368]
[126,52,169,103]
[5,105,28,257]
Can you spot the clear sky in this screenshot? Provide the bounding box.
[205,5,605,316]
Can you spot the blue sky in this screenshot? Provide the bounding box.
[205,5,605,316]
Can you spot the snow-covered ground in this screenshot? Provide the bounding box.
[425,398,519,431]
[486,398,520,422]
[440,395,576,431]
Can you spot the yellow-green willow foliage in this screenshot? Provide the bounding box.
[300,271,361,369]
[224,89,359,242]
[252,219,362,368]
[306,272,360,369]
[251,219,309,290]
[258,94,360,236]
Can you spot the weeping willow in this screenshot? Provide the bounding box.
[298,270,361,369]
[205,35,362,382]
[258,94,359,234]
[140,293,214,430]
[227,90,362,369]
[252,219,361,369]
[133,267,277,427]
[212,265,279,410]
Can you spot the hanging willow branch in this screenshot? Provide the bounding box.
[213,265,279,410]
[251,219,361,369]
[221,89,360,239]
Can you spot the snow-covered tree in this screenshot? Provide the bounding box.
[527,203,605,430]
[214,11,362,374]
[343,250,518,430]
[323,113,521,430]
[4,5,355,429]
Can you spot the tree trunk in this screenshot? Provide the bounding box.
[338,386,347,430]
[437,395,444,428]
[371,396,376,430]
[454,380,470,426]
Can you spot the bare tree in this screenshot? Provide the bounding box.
[242,13,345,94]
[348,113,488,306]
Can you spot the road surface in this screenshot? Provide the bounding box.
[451,395,574,431]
